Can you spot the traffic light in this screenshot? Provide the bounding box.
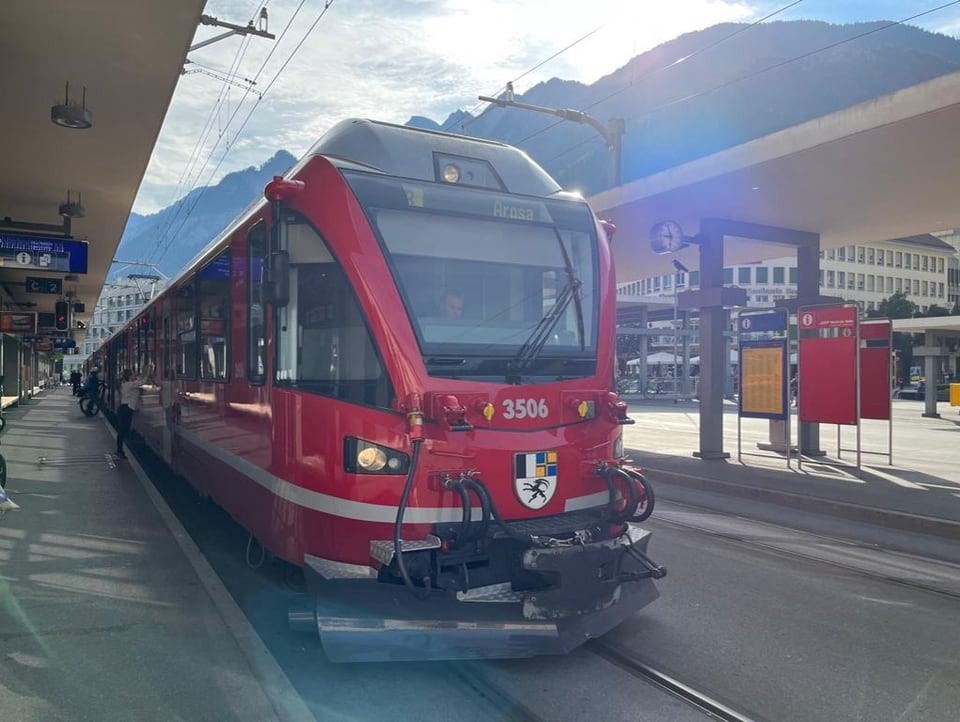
[55,300,69,331]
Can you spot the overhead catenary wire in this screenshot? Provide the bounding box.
[150,1,270,246]
[536,0,960,169]
[513,0,807,148]
[444,22,607,134]
[149,0,320,266]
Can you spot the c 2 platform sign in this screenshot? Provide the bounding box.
[25,276,63,295]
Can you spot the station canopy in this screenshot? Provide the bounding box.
[1,0,205,339]
[590,71,960,282]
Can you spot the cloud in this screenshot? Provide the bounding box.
[132,0,959,214]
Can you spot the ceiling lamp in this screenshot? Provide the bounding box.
[51,82,93,129]
[59,190,86,218]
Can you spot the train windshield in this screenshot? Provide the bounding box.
[345,171,599,381]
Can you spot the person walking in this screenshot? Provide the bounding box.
[115,367,153,460]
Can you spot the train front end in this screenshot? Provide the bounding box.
[282,120,664,662]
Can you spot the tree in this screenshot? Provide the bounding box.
[923,304,951,317]
[872,292,918,384]
[874,291,916,319]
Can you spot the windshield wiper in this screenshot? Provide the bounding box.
[510,228,585,376]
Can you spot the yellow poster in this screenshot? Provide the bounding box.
[741,345,785,417]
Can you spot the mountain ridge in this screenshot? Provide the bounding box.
[116,20,960,280]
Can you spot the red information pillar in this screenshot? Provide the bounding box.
[798,305,858,425]
[859,320,892,421]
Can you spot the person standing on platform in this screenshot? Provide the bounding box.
[115,367,153,460]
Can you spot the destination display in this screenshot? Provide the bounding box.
[0,232,89,274]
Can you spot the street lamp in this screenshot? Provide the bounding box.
[672,259,690,397]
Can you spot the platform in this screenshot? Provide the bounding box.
[624,399,960,545]
[0,388,310,721]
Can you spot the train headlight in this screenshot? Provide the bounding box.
[442,164,461,183]
[344,437,410,475]
[613,432,624,460]
[357,446,387,471]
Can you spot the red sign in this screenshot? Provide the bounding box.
[0,311,37,334]
[798,305,858,425]
[859,320,891,421]
[798,305,856,331]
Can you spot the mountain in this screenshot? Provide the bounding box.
[412,20,960,195]
[119,20,960,280]
[114,150,296,280]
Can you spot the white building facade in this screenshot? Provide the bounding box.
[619,235,954,315]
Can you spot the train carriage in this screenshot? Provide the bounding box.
[101,119,664,662]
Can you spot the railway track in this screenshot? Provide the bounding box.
[588,641,759,722]
[652,501,960,601]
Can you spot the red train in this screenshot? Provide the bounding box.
[93,119,664,662]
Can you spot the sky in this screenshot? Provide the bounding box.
[131,0,960,215]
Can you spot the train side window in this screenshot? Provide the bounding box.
[276,214,393,408]
[198,250,231,381]
[248,220,267,384]
[176,277,197,379]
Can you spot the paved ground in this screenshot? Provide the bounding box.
[0,388,306,721]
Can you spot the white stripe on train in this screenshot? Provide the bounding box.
[174,425,608,523]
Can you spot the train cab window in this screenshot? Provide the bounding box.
[275,214,392,408]
[176,278,197,379]
[198,250,231,381]
[247,221,267,384]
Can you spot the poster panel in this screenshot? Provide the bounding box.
[859,320,891,421]
[739,340,788,419]
[0,311,38,334]
[798,305,857,425]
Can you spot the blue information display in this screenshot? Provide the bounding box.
[0,232,89,274]
[738,309,788,334]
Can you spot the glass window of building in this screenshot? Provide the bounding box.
[886,250,893,266]
[789,267,798,284]
[886,277,893,293]
[738,267,751,284]
[895,278,902,292]
[756,267,768,284]
[837,248,846,261]
[867,248,875,264]
[819,270,824,286]
[827,249,835,260]
[827,270,835,287]
[922,281,928,296]
[664,275,672,290]
[838,271,846,286]
[938,258,945,274]
[877,251,884,266]
[653,277,661,291]
[867,275,875,292]
[939,282,945,297]
[857,247,865,263]
[905,255,912,270]
[923,256,929,272]
[847,245,856,261]
[913,254,920,269]
[913,279,920,295]
[895,252,902,267]
[723,268,734,285]
[857,273,864,290]
[773,267,785,284]
[690,270,700,287]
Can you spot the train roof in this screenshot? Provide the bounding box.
[307,118,563,197]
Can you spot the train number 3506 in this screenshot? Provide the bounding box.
[502,398,549,420]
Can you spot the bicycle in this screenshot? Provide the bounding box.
[79,380,106,417]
